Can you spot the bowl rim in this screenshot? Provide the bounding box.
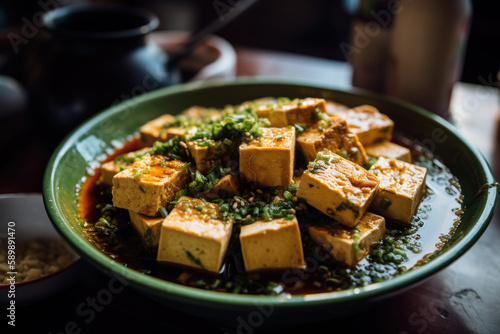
[43,77,499,309]
[0,193,82,289]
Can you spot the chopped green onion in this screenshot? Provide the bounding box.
[159,207,168,218]
[283,190,293,201]
[175,188,187,200]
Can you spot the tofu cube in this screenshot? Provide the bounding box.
[239,217,305,272]
[325,100,349,114]
[139,114,175,147]
[297,151,379,228]
[308,212,386,267]
[365,141,411,163]
[157,197,232,273]
[239,127,295,187]
[199,174,239,200]
[255,98,327,127]
[332,105,394,146]
[241,97,277,109]
[181,105,220,121]
[112,155,189,216]
[164,126,197,140]
[369,157,427,224]
[187,140,232,173]
[297,116,368,166]
[100,160,119,187]
[100,148,151,186]
[129,210,163,249]
[139,113,200,147]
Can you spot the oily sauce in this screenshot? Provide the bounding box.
[78,134,464,295]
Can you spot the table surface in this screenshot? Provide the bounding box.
[2,47,499,334]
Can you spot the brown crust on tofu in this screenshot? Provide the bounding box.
[254,98,328,127]
[308,212,386,267]
[297,152,379,228]
[297,116,368,165]
[332,105,394,146]
[112,156,189,216]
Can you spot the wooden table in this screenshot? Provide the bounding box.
[4,48,500,333]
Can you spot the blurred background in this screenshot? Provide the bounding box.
[0,0,499,86]
[0,0,499,193]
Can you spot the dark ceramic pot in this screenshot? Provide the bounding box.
[29,5,177,137]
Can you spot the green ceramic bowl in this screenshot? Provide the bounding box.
[43,79,498,324]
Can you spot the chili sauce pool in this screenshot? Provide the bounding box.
[78,135,463,296]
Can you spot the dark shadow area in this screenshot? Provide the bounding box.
[1,0,499,86]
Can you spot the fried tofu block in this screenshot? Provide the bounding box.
[241,97,277,108]
[198,174,239,200]
[139,113,199,147]
[181,105,220,121]
[164,126,197,140]
[101,161,120,187]
[297,151,379,228]
[240,217,305,272]
[187,140,232,173]
[100,148,151,186]
[332,105,394,146]
[239,127,295,187]
[297,116,368,166]
[308,212,385,267]
[255,98,327,127]
[139,114,175,147]
[325,100,349,114]
[369,157,427,224]
[157,197,232,273]
[129,210,163,249]
[112,155,189,216]
[365,141,411,163]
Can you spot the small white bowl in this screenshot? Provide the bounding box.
[149,30,236,82]
[0,194,82,306]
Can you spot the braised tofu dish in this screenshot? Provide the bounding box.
[79,97,464,295]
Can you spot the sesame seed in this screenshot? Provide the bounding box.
[246,215,251,219]
[295,206,301,211]
[292,196,298,202]
[245,132,250,136]
[232,202,238,210]
[235,197,241,203]
[250,191,255,197]
[248,197,254,203]
[256,189,263,194]
[179,141,187,149]
[290,209,296,214]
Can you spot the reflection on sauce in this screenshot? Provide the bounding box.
[77,134,464,295]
